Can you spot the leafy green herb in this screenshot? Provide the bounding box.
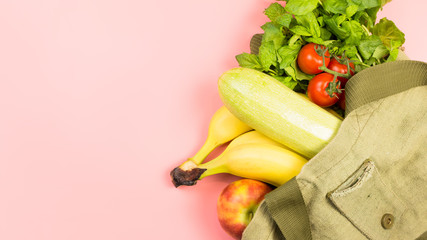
[285,0,319,16]
[235,0,404,91]
[372,18,405,50]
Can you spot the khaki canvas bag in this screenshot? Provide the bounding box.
[242,53,427,240]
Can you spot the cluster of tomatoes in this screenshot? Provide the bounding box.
[297,43,355,110]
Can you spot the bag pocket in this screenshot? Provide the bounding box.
[327,159,407,240]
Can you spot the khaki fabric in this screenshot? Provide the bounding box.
[243,59,427,240]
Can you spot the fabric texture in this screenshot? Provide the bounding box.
[242,58,427,240]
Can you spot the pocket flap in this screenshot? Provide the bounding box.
[327,160,406,240]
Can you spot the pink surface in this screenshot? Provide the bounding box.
[0,1,425,239]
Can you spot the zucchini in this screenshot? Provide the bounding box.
[218,68,342,159]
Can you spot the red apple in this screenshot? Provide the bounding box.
[217,179,274,239]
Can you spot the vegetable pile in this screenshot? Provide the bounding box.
[235,0,405,111]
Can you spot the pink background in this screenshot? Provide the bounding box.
[0,0,425,239]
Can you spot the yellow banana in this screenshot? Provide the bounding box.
[189,105,252,164]
[220,130,290,151]
[172,130,284,187]
[171,134,307,187]
[198,143,307,187]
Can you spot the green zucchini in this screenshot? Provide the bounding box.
[218,67,342,159]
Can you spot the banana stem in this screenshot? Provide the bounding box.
[170,156,227,187]
[188,137,219,164]
[170,160,206,188]
[198,157,227,179]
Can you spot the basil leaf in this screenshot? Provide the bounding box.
[290,25,312,36]
[295,66,315,81]
[346,5,359,18]
[285,0,318,16]
[372,18,405,50]
[359,0,381,10]
[323,0,381,14]
[261,22,286,49]
[258,41,278,71]
[235,53,263,70]
[277,43,302,70]
[320,28,332,41]
[342,20,364,45]
[264,2,286,22]
[324,15,349,39]
[323,0,348,14]
[295,12,321,38]
[372,44,389,60]
[273,76,298,90]
[357,35,384,60]
[381,0,392,7]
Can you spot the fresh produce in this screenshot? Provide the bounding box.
[297,43,330,75]
[199,142,307,186]
[235,0,405,110]
[307,72,342,107]
[217,179,273,240]
[218,67,342,159]
[171,130,305,187]
[188,105,252,165]
[327,57,355,86]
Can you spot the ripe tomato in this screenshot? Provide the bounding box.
[297,43,330,75]
[307,73,341,107]
[338,91,346,110]
[327,58,355,87]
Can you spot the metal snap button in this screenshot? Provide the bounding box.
[381,213,394,229]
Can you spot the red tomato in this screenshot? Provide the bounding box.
[297,43,330,75]
[307,73,341,107]
[338,91,346,110]
[327,58,355,87]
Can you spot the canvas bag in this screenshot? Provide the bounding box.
[242,52,427,239]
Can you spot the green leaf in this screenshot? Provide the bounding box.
[360,0,381,10]
[294,80,309,92]
[258,41,277,71]
[264,3,293,28]
[323,0,381,14]
[341,20,364,45]
[322,0,348,14]
[295,66,315,81]
[277,43,302,70]
[346,5,359,18]
[317,16,325,27]
[264,3,287,22]
[235,53,263,70]
[273,76,298,89]
[276,13,293,28]
[381,0,392,7]
[324,15,349,40]
[284,66,297,80]
[261,22,286,49]
[288,34,302,46]
[285,0,318,16]
[357,35,384,60]
[353,9,377,30]
[372,18,405,50]
[290,25,312,36]
[320,28,332,41]
[372,44,389,60]
[295,12,321,38]
[304,37,325,45]
[386,48,399,62]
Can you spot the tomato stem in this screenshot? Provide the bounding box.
[325,76,343,98]
[317,48,353,79]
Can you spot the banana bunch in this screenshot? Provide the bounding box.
[170,106,308,187]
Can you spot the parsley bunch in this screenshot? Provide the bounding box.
[236,0,405,92]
